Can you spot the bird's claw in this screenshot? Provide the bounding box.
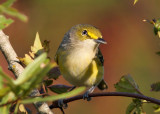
[83,92,92,101]
[58,99,68,109]
[83,86,95,101]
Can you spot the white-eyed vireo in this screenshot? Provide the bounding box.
[55,24,107,100]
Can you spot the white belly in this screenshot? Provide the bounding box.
[58,48,103,87]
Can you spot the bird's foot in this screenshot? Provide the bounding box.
[83,86,95,101]
[58,99,68,109]
[83,91,92,101]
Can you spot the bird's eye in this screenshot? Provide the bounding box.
[82,30,88,35]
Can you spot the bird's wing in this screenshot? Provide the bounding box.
[54,52,58,64]
[96,48,104,66]
[52,50,62,79]
[54,46,63,64]
[96,48,108,90]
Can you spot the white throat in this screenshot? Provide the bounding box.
[71,39,98,59]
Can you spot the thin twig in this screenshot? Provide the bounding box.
[50,92,160,109]
[0,30,53,114]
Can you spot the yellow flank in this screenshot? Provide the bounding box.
[87,60,99,85]
[82,58,103,86]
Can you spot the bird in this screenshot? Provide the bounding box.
[55,24,108,100]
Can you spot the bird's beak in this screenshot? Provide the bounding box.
[95,38,107,44]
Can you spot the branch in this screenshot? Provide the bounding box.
[0,31,24,77]
[50,92,160,109]
[0,30,53,114]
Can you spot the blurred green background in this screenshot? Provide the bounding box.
[1,0,160,113]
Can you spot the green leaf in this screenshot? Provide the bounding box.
[156,51,160,56]
[20,60,56,96]
[44,79,53,86]
[114,75,142,94]
[0,93,10,105]
[151,82,160,91]
[0,92,15,107]
[42,40,50,53]
[154,19,160,31]
[0,69,11,98]
[14,102,19,114]
[148,19,160,38]
[0,105,10,114]
[0,5,27,22]
[14,53,47,85]
[47,66,61,80]
[143,19,160,38]
[0,91,15,113]
[0,73,3,89]
[0,67,14,87]
[48,85,72,94]
[21,86,86,104]
[2,0,16,7]
[126,99,143,114]
[0,15,13,30]
[133,0,138,5]
[0,87,10,98]
[126,102,136,114]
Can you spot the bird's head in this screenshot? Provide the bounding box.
[68,24,107,45]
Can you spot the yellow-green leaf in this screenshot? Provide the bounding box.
[29,51,34,58]
[0,15,13,30]
[19,59,56,96]
[2,0,16,7]
[31,32,43,54]
[0,67,14,87]
[19,104,28,114]
[144,19,160,38]
[151,82,160,91]
[134,0,138,5]
[17,54,33,66]
[114,75,142,94]
[0,5,27,22]
[126,99,143,114]
[0,87,10,98]
[0,73,3,89]
[21,86,86,104]
[158,31,160,38]
[153,104,160,112]
[14,53,47,85]
[48,84,73,94]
